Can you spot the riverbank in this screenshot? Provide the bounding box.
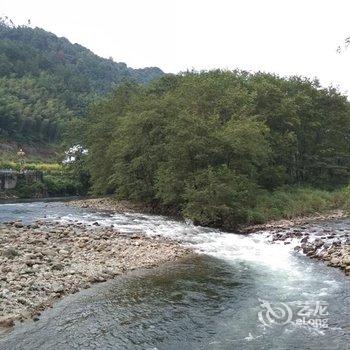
[0,220,193,328]
[69,197,348,231]
[68,197,153,214]
[246,210,350,277]
[267,221,350,277]
[242,209,347,233]
[69,198,350,277]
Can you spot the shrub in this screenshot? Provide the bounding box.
[15,176,46,198]
[43,174,81,196]
[182,166,258,229]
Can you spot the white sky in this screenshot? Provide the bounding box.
[2,0,350,94]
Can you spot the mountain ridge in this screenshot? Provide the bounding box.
[0,18,164,146]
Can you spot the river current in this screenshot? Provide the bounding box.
[0,201,349,350]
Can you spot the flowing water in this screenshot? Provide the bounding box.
[0,201,349,350]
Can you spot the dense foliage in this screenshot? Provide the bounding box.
[0,19,163,143]
[0,160,88,198]
[85,71,350,229]
[0,75,73,142]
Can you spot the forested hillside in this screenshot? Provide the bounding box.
[85,71,350,229]
[0,18,163,144]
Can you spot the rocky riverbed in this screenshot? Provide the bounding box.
[267,221,350,277]
[69,197,152,214]
[71,198,350,277]
[242,209,347,233]
[70,198,350,276]
[0,220,193,329]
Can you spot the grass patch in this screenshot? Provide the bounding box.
[247,186,349,225]
[0,161,62,173]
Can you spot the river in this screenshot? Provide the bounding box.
[0,201,349,350]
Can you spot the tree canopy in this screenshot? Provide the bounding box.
[85,71,350,229]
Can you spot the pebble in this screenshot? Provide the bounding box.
[270,221,350,277]
[0,220,192,328]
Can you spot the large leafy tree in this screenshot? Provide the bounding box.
[85,70,350,228]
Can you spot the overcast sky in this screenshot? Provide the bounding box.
[2,0,350,94]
